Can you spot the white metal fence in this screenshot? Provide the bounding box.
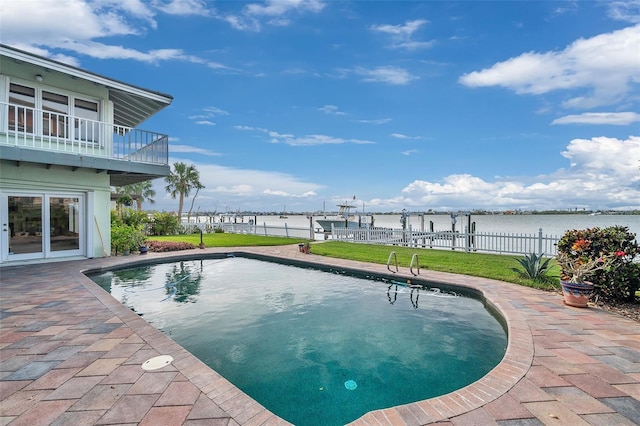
[330,225,560,256]
[187,221,560,257]
[185,222,313,240]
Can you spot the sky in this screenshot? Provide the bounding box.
[2,0,640,214]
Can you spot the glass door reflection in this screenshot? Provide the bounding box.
[50,197,80,252]
[8,196,43,255]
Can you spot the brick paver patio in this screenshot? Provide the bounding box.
[1,245,639,425]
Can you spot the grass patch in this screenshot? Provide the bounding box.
[311,242,560,291]
[149,233,305,247]
[149,234,560,291]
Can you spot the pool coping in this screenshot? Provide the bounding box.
[81,247,534,424]
[2,245,639,425]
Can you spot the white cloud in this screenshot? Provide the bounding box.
[272,134,374,146]
[188,106,230,125]
[245,0,325,17]
[152,161,323,211]
[392,133,422,139]
[2,0,151,46]
[370,19,434,50]
[396,136,640,210]
[235,126,374,146]
[459,24,640,108]
[153,136,640,212]
[318,105,346,115]
[222,0,325,31]
[552,112,640,125]
[401,149,418,156]
[354,118,392,124]
[355,66,419,85]
[371,19,428,36]
[170,144,222,156]
[606,0,640,23]
[0,0,230,68]
[190,106,229,120]
[561,136,640,179]
[154,0,212,16]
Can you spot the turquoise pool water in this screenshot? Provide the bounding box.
[90,256,507,425]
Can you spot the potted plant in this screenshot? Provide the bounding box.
[131,226,148,254]
[556,238,610,307]
[302,242,311,254]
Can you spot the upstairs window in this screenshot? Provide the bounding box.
[42,91,69,138]
[6,82,101,143]
[74,98,99,142]
[9,84,35,133]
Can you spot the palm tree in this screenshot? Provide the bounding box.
[116,181,156,211]
[164,162,204,219]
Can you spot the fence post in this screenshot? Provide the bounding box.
[429,221,434,248]
[465,225,470,252]
[538,228,543,256]
[263,222,268,236]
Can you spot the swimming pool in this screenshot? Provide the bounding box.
[90,255,507,425]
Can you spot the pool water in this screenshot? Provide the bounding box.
[90,257,507,425]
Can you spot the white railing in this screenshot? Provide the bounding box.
[186,220,560,257]
[0,102,168,165]
[186,222,314,240]
[331,225,560,256]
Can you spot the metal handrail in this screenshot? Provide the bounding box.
[387,251,398,273]
[0,101,168,165]
[410,253,420,276]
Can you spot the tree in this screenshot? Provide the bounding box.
[164,162,204,219]
[186,180,204,222]
[115,181,157,211]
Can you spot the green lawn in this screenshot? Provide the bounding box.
[150,234,560,291]
[150,233,304,247]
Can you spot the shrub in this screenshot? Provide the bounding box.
[146,240,196,252]
[150,212,180,236]
[121,208,149,228]
[111,223,146,254]
[557,226,640,303]
[111,209,122,226]
[512,252,553,281]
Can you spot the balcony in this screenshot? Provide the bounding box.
[0,102,170,186]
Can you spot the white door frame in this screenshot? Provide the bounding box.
[1,191,86,262]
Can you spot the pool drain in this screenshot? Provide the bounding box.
[344,380,357,390]
[142,355,174,371]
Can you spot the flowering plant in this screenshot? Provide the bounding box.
[556,239,610,283]
[557,227,640,302]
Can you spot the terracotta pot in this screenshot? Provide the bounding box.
[560,280,594,308]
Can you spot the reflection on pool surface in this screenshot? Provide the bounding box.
[90,256,507,425]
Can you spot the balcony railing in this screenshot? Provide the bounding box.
[0,102,168,165]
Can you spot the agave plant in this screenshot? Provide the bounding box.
[512,252,553,280]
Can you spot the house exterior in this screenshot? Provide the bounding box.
[0,44,173,264]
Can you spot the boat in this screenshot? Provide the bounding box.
[315,200,361,231]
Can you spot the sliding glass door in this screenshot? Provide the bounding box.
[2,193,84,261]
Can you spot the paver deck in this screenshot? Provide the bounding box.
[1,244,639,425]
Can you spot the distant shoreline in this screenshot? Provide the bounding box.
[196,211,640,217]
